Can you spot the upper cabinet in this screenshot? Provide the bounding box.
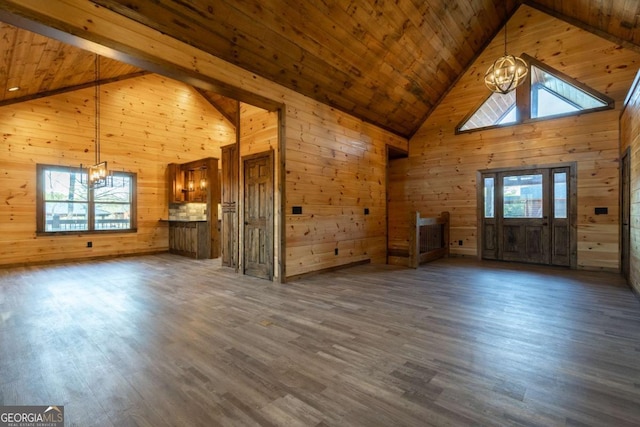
[168,158,216,203]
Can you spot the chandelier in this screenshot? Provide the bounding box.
[87,54,111,188]
[484,21,528,94]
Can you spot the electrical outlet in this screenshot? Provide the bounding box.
[87,241,93,248]
[334,248,339,255]
[458,240,463,246]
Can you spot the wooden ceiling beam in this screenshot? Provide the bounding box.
[0,3,284,114]
[0,71,149,107]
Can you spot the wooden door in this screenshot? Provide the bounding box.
[243,152,273,280]
[621,149,630,281]
[481,166,573,266]
[221,144,238,269]
[498,170,550,264]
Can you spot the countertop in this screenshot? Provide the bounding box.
[159,219,208,223]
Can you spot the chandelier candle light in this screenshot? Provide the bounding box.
[484,20,528,94]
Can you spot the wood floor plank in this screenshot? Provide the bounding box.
[1,254,639,426]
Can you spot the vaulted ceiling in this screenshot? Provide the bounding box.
[0,22,239,125]
[1,0,640,138]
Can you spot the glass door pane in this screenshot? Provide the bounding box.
[503,174,543,218]
[554,172,567,218]
[484,177,495,218]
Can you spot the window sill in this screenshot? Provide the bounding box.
[36,228,138,237]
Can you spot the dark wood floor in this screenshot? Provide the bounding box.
[1,255,639,426]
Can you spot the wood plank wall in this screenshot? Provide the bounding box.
[0,74,235,266]
[285,99,406,277]
[620,74,640,293]
[389,5,640,271]
[238,97,408,280]
[238,103,280,279]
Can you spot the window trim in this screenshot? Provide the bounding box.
[36,164,137,235]
[456,54,614,134]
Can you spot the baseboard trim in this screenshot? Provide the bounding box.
[0,250,168,269]
[576,265,620,274]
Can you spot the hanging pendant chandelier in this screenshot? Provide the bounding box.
[484,21,528,94]
[88,54,111,188]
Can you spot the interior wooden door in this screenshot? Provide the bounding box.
[481,166,573,266]
[243,152,273,280]
[221,144,239,269]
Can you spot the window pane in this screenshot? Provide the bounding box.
[530,66,606,119]
[95,203,131,230]
[94,175,131,202]
[503,174,543,218]
[45,202,88,231]
[459,91,516,131]
[554,172,567,219]
[484,177,495,218]
[498,106,517,125]
[43,170,87,201]
[532,86,579,118]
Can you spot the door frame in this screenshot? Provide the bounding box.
[477,162,577,268]
[385,145,409,263]
[621,147,630,281]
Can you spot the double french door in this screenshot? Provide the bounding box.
[480,165,575,267]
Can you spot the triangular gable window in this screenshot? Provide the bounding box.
[459,91,517,131]
[530,65,608,119]
[457,54,613,133]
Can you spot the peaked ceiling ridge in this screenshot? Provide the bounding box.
[410,1,640,141]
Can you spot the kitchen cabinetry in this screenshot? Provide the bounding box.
[167,157,219,259]
[168,221,210,259]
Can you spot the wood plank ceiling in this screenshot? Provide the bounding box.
[0,22,143,103]
[1,1,640,138]
[0,22,239,124]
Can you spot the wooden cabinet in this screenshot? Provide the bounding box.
[167,157,220,259]
[168,161,209,203]
[167,163,185,203]
[168,221,210,259]
[221,144,238,268]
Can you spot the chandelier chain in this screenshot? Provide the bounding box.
[95,54,100,165]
